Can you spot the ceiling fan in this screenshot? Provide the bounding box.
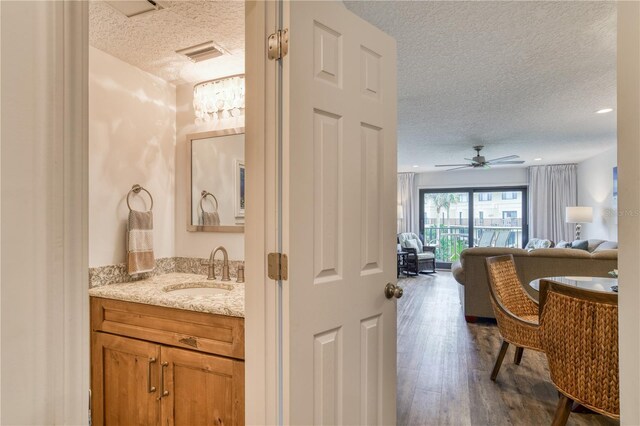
[435,145,525,171]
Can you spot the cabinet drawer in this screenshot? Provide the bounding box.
[91,297,244,360]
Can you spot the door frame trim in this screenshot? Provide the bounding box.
[245,1,280,424]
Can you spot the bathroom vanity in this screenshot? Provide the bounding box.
[89,274,244,426]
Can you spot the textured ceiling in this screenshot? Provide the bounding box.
[89,0,244,85]
[344,1,617,172]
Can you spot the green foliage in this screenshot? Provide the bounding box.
[423,225,468,263]
[425,193,460,223]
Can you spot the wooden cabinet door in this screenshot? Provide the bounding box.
[161,347,244,426]
[91,332,161,426]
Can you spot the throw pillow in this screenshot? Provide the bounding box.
[571,239,589,251]
[525,238,542,250]
[594,241,618,251]
[404,238,422,253]
[525,238,552,251]
[555,240,571,249]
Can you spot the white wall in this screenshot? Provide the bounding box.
[175,82,245,260]
[617,2,640,423]
[577,146,618,241]
[89,47,176,267]
[415,167,528,189]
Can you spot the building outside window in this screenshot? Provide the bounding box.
[502,210,518,225]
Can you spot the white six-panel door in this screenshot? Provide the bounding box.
[282,1,398,424]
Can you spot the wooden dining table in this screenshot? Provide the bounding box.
[529,275,618,294]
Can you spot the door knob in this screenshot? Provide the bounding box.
[385,283,403,299]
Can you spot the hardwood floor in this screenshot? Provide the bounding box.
[397,272,619,426]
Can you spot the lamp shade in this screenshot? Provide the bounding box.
[566,206,593,223]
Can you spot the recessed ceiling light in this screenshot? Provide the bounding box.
[534,157,542,161]
[412,165,419,168]
[596,108,613,114]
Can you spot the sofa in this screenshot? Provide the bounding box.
[451,239,618,321]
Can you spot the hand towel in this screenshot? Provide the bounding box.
[202,211,220,226]
[127,210,155,275]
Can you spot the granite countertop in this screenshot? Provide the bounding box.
[88,273,245,318]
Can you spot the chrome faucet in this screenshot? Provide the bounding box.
[202,246,231,281]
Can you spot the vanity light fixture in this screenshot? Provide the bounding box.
[193,74,245,123]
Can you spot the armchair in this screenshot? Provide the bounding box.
[397,232,436,275]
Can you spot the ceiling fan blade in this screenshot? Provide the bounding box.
[488,160,525,165]
[445,165,473,171]
[435,164,471,167]
[485,155,519,162]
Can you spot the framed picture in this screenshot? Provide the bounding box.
[235,159,245,218]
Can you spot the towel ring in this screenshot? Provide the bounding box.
[200,190,219,213]
[126,184,153,211]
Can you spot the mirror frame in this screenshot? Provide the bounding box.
[186,127,245,233]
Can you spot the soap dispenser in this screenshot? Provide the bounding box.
[236,263,245,283]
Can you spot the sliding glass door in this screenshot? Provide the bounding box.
[421,192,470,267]
[419,187,528,268]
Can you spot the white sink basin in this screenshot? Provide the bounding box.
[164,283,232,296]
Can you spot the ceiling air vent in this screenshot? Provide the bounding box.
[105,0,167,18]
[175,41,225,63]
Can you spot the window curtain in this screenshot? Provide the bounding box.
[528,164,577,242]
[397,173,416,234]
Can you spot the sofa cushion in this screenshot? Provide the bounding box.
[461,247,528,257]
[528,247,591,258]
[572,240,589,251]
[591,249,619,260]
[417,252,435,260]
[587,239,606,252]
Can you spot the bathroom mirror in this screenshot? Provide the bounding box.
[187,128,244,232]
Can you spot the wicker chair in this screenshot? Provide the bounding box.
[484,255,543,381]
[539,280,619,425]
[397,232,436,275]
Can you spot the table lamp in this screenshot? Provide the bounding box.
[565,206,593,240]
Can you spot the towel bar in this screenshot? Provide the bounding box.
[126,184,153,211]
[199,190,219,213]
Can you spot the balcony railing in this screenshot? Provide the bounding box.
[422,220,524,263]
